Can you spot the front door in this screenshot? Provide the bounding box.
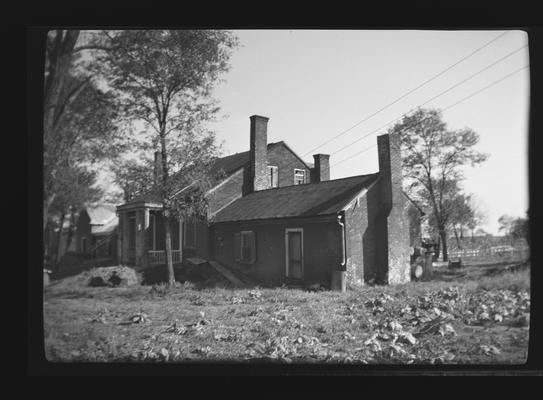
[285,229,303,280]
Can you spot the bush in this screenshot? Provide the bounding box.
[87,266,139,288]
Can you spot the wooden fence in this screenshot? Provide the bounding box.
[445,246,530,262]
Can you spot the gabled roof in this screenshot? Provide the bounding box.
[121,141,312,207]
[86,204,117,225]
[211,173,380,223]
[92,217,118,235]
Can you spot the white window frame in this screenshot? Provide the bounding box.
[268,165,279,188]
[285,228,304,279]
[294,169,306,185]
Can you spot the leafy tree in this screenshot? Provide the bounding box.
[43,30,122,262]
[499,212,529,246]
[98,30,238,286]
[388,108,488,261]
[448,193,475,250]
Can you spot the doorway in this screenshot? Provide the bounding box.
[285,229,304,280]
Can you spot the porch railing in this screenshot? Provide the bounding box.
[148,250,182,265]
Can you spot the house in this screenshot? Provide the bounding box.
[75,204,119,260]
[116,115,417,289]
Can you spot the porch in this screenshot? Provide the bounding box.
[148,249,182,265]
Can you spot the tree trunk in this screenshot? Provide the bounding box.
[65,208,76,252]
[439,228,449,262]
[433,236,440,262]
[164,215,175,287]
[44,220,54,268]
[158,131,175,287]
[54,210,67,268]
[453,226,461,250]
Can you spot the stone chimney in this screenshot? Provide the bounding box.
[249,115,269,192]
[377,133,410,285]
[154,151,162,184]
[312,154,330,182]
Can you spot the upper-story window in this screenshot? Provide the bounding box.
[294,169,306,185]
[268,166,278,188]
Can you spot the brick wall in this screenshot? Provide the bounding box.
[267,143,311,187]
[344,196,368,286]
[211,218,341,287]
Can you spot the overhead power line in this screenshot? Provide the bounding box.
[302,30,510,157]
[329,46,528,158]
[331,65,528,168]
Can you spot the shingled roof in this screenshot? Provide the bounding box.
[211,173,380,223]
[122,142,289,206]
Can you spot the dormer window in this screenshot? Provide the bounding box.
[294,169,306,185]
[268,166,278,188]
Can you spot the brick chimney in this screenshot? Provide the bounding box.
[249,115,269,192]
[377,133,403,208]
[377,133,410,285]
[312,154,330,182]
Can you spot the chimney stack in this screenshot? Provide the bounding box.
[377,133,410,285]
[249,115,269,192]
[312,154,330,182]
[377,133,402,209]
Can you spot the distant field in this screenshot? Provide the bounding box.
[43,261,530,364]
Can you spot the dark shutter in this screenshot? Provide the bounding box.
[234,232,241,262]
[249,231,256,263]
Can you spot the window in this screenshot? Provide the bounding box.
[234,231,256,264]
[294,169,306,185]
[183,219,197,249]
[268,166,278,188]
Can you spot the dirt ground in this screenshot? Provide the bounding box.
[43,260,530,364]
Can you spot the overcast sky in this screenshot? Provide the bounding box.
[206,29,529,235]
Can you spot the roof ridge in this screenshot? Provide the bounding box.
[241,172,380,195]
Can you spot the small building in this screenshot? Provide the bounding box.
[75,204,118,260]
[116,115,417,288]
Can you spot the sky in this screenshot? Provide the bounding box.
[204,29,530,235]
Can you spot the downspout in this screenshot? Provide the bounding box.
[337,212,346,268]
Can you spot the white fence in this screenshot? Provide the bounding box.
[446,246,530,262]
[148,250,182,265]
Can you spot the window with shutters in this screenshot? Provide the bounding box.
[268,165,278,188]
[294,169,306,185]
[234,231,256,264]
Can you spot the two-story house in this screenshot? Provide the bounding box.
[116,115,418,289]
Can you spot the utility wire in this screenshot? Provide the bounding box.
[329,46,527,159]
[302,31,510,157]
[331,65,528,168]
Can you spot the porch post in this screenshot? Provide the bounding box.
[135,210,144,267]
[121,212,129,265]
[179,217,183,263]
[142,207,150,268]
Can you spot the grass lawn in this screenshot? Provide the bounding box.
[43,260,530,364]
